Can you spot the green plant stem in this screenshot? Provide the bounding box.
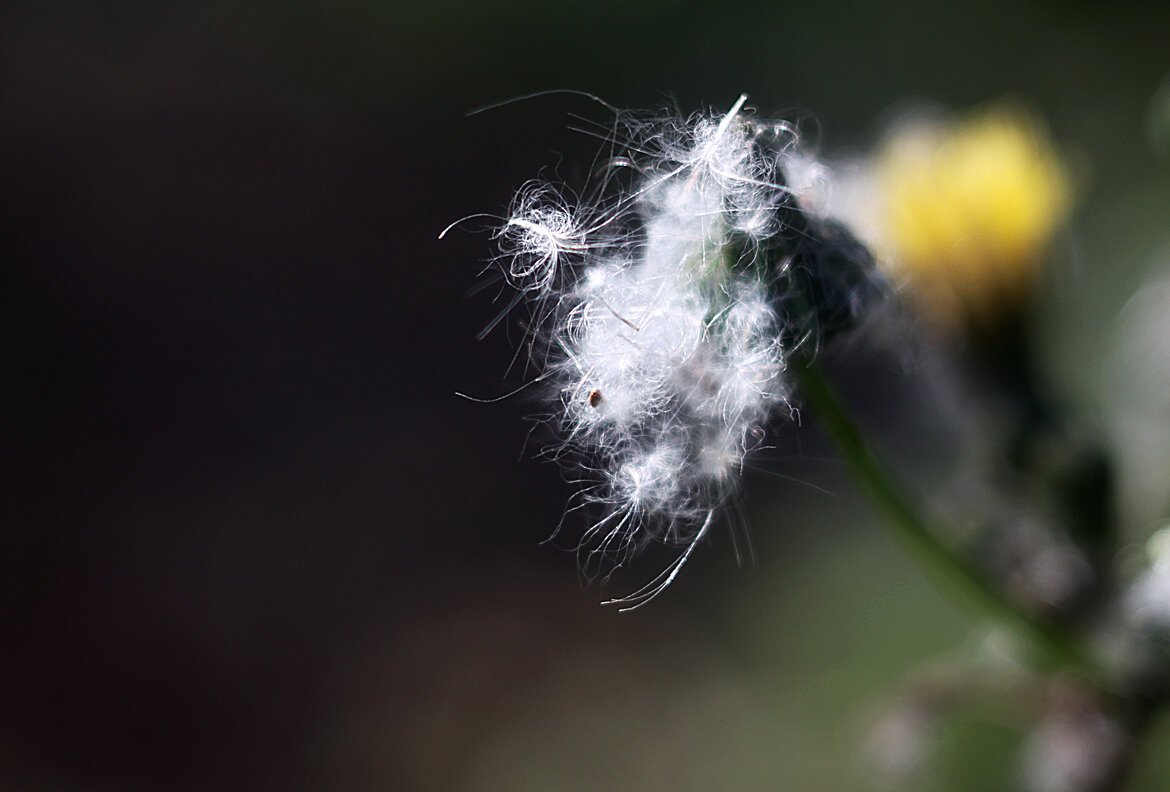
[794,358,1111,691]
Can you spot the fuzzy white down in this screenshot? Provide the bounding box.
[496,95,800,606]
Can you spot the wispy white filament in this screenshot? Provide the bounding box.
[489,95,810,607]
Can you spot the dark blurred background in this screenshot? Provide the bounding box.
[3,1,1170,790]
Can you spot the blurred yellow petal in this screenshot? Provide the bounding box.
[876,104,1073,334]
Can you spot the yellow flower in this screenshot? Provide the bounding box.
[875,104,1073,333]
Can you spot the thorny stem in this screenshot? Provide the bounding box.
[794,359,1114,695]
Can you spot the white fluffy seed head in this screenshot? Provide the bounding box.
[487,94,821,604]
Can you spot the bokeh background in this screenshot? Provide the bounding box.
[4,1,1170,790]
